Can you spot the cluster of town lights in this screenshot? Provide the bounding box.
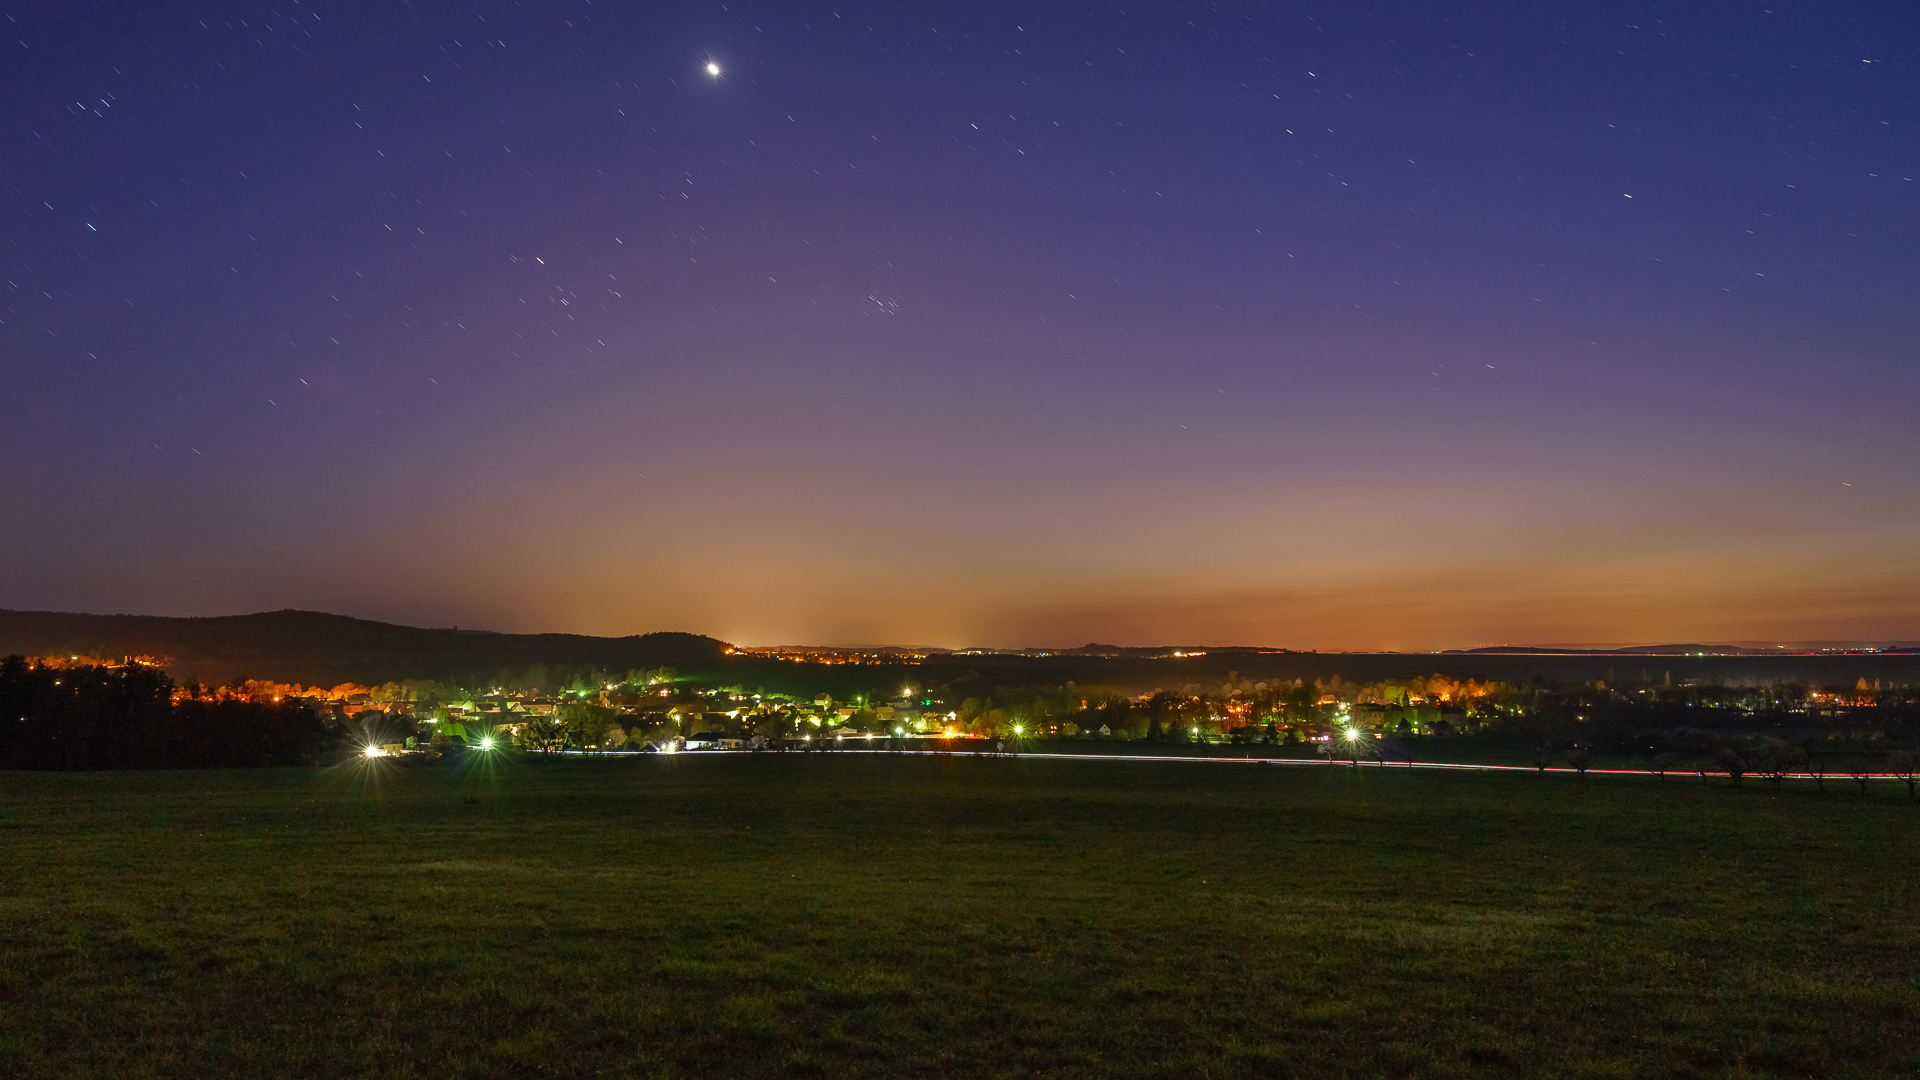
[367,736,495,757]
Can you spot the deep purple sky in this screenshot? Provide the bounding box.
[4,1,1917,648]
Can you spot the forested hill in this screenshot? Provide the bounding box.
[0,609,729,687]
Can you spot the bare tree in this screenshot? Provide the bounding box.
[1529,744,1552,772]
[1844,761,1874,796]
[1888,749,1918,798]
[1750,738,1808,791]
[1711,746,1748,788]
[1564,744,1596,777]
[1649,751,1678,784]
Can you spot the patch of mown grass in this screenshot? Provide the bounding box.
[0,754,1915,1078]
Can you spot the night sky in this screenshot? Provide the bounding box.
[4,2,1917,649]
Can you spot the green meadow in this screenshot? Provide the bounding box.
[1,753,1915,1078]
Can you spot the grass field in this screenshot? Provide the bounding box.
[2,752,1915,1078]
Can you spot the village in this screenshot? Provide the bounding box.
[266,672,1491,758]
[24,651,1900,764]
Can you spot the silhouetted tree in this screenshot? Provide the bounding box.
[1845,762,1874,796]
[1750,738,1808,791]
[1888,749,1918,798]
[0,657,332,770]
[1564,745,1595,776]
[1712,746,1748,787]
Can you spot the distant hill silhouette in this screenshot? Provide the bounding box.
[0,609,729,687]
[1607,644,1774,656]
[1055,643,1284,657]
[1461,644,1776,656]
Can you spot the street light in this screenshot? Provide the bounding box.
[1343,726,1363,767]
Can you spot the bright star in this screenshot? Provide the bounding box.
[706,61,721,76]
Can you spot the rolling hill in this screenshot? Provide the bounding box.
[0,609,729,687]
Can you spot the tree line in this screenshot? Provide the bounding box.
[0,657,335,770]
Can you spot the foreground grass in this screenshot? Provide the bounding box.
[0,754,1915,1078]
